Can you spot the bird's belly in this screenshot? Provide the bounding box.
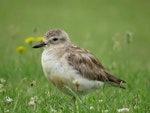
[42,56,76,91]
[42,55,104,95]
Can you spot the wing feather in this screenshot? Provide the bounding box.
[66,45,126,88]
[66,45,107,81]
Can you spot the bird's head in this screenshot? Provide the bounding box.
[33,29,71,49]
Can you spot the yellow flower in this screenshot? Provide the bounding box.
[25,37,35,44]
[36,37,44,42]
[16,46,26,53]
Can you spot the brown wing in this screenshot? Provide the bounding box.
[66,45,126,88]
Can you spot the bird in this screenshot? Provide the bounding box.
[33,29,126,100]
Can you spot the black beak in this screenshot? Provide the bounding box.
[32,42,47,48]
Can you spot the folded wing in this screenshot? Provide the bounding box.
[66,45,126,89]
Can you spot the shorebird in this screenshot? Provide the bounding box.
[33,29,126,100]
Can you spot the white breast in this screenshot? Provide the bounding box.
[41,49,104,95]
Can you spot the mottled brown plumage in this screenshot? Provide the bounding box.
[33,29,126,98]
[65,45,126,89]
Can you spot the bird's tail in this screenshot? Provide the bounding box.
[105,72,126,89]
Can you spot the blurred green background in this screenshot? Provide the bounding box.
[0,0,150,112]
[0,0,150,62]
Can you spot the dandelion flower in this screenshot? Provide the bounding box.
[36,37,44,42]
[28,100,36,106]
[16,46,26,53]
[98,99,103,103]
[5,96,13,103]
[117,108,129,112]
[28,96,38,106]
[25,37,35,44]
[89,106,94,110]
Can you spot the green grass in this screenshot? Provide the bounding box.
[0,0,150,112]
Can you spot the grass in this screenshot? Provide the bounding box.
[0,0,150,112]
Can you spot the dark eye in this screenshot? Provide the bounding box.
[53,38,58,41]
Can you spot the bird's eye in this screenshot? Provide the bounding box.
[53,38,58,41]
